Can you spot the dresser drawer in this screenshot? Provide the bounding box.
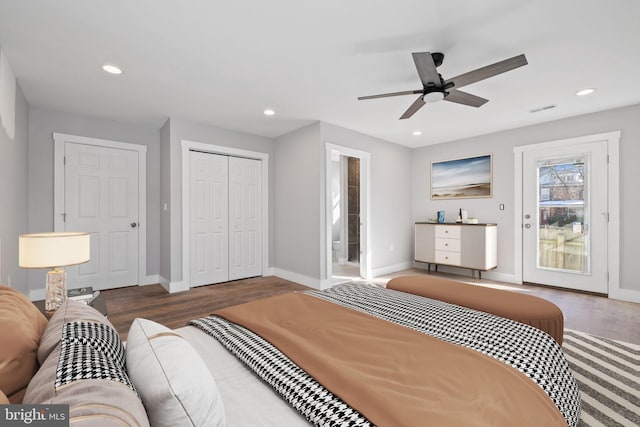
[435,238,461,252]
[435,225,461,239]
[435,251,461,266]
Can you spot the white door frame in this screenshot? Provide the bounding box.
[514,131,621,299]
[53,132,148,286]
[324,143,371,288]
[181,140,269,288]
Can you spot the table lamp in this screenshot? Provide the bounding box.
[19,232,90,315]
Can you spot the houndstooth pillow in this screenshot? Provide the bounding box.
[55,321,135,392]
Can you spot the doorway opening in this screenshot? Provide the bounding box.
[331,154,360,281]
[325,143,370,287]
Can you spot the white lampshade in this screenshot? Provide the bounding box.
[19,232,91,268]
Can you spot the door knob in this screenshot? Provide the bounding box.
[131,222,138,228]
[524,223,531,229]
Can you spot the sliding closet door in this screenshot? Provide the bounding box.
[228,156,262,280]
[189,151,229,286]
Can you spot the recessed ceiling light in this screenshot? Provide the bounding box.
[102,64,123,75]
[263,109,275,116]
[412,131,422,136]
[576,88,596,96]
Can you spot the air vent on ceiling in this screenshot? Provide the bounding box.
[529,104,557,113]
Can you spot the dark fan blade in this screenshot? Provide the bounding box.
[412,52,441,87]
[358,89,422,100]
[444,89,489,107]
[400,95,426,120]
[445,54,527,89]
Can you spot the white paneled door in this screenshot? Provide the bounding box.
[64,143,139,290]
[229,156,262,281]
[189,151,262,286]
[190,152,229,286]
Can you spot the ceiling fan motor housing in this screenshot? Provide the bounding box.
[431,52,444,67]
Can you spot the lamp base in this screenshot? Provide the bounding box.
[45,268,67,316]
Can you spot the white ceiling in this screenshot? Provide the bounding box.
[0,0,639,148]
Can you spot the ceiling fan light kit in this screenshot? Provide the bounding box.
[358,51,528,119]
[423,91,445,103]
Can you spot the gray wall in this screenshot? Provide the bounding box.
[272,121,413,283]
[412,103,640,291]
[164,117,275,284]
[159,119,171,282]
[0,83,28,293]
[27,107,161,291]
[273,123,323,279]
[321,122,413,275]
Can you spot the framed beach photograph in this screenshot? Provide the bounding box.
[431,154,492,199]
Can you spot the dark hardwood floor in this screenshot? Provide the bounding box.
[100,272,640,344]
[101,276,310,340]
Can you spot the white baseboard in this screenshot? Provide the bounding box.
[412,262,519,284]
[31,275,162,300]
[609,286,640,303]
[158,275,189,293]
[141,275,160,286]
[371,262,413,278]
[480,271,519,284]
[272,268,322,290]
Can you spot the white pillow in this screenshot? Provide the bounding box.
[126,318,225,427]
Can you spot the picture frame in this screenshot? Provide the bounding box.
[431,154,492,199]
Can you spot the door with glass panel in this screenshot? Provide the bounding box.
[522,140,608,293]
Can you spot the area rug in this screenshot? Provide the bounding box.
[563,329,639,427]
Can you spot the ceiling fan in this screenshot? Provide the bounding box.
[358,52,528,119]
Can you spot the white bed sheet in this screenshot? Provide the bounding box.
[177,325,310,427]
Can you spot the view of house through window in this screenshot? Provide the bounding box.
[537,156,589,274]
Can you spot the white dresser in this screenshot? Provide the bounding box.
[415,223,497,279]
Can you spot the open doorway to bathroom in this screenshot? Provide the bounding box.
[325,143,370,286]
[331,154,360,281]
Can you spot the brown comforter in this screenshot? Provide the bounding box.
[214,292,567,427]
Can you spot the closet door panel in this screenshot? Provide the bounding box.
[229,157,262,280]
[189,151,229,286]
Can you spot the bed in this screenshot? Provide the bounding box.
[181,283,581,426]
[2,283,581,426]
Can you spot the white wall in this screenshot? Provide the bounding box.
[27,107,161,291]
[412,103,640,290]
[321,122,413,277]
[0,83,28,293]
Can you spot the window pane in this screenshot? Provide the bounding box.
[537,159,588,273]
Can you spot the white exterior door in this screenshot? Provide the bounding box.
[189,152,229,286]
[229,156,262,280]
[64,142,139,290]
[522,140,608,293]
